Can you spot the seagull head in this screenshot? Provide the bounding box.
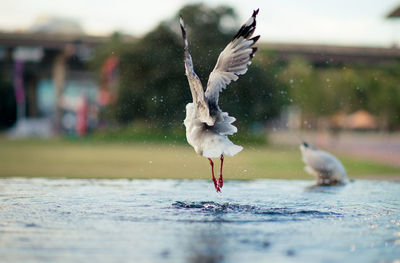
[300,141,318,152]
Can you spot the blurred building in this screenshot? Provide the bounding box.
[1,14,399,137]
[0,17,122,137]
[29,15,85,35]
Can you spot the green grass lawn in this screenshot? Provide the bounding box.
[0,138,399,180]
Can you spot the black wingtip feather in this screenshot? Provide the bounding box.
[253,8,260,17]
[179,16,188,48]
[251,35,260,43]
[179,16,185,34]
[250,47,258,58]
[232,8,259,41]
[245,27,256,39]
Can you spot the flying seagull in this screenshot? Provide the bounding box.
[300,142,349,186]
[180,9,260,192]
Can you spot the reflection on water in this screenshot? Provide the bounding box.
[0,178,399,263]
[185,226,226,263]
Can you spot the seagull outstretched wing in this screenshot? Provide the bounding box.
[180,17,214,126]
[205,9,260,117]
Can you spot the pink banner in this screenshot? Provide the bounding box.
[13,60,25,105]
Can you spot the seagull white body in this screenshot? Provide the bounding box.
[180,9,260,192]
[300,142,349,186]
[184,104,242,158]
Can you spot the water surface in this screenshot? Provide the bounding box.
[0,178,399,262]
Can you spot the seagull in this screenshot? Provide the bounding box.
[300,142,349,186]
[180,9,260,192]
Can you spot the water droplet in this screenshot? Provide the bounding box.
[350,245,356,252]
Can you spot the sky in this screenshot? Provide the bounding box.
[0,0,399,47]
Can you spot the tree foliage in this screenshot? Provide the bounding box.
[284,58,400,130]
[93,3,287,130]
[92,3,400,131]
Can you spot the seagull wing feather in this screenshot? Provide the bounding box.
[305,150,337,174]
[180,16,214,126]
[205,9,260,116]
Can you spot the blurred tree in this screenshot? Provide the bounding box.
[362,64,400,130]
[222,52,288,128]
[93,3,400,132]
[285,57,400,130]
[94,3,286,130]
[116,22,185,126]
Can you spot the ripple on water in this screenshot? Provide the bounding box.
[172,201,343,220]
[0,178,399,263]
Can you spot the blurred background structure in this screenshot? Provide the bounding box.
[0,1,399,176]
[0,17,135,137]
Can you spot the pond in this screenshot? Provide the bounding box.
[0,178,399,262]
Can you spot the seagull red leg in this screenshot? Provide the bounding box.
[208,158,220,192]
[218,154,224,188]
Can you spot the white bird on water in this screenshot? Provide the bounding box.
[300,142,349,186]
[180,9,260,192]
